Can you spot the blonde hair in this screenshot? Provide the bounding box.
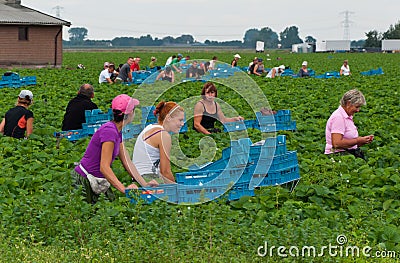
[340,89,366,107]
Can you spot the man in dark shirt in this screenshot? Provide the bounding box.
[116,57,134,83]
[62,84,98,131]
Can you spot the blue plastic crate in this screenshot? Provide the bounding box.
[222,138,252,160]
[276,120,297,131]
[176,169,221,185]
[244,119,256,129]
[9,80,22,88]
[249,165,300,188]
[228,183,255,200]
[177,184,229,204]
[0,80,10,88]
[179,122,188,133]
[249,135,287,162]
[122,123,143,140]
[20,76,37,86]
[255,110,295,132]
[325,71,340,78]
[126,184,178,204]
[188,158,227,172]
[141,106,156,120]
[223,121,247,132]
[371,67,383,75]
[54,129,88,141]
[251,151,298,174]
[2,72,20,81]
[85,109,113,124]
[82,122,104,135]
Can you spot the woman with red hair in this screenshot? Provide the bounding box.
[132,101,185,185]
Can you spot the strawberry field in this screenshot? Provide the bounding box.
[0,51,399,262]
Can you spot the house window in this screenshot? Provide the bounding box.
[18,27,28,41]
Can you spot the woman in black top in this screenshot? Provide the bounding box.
[0,90,34,139]
[156,66,174,83]
[193,82,244,134]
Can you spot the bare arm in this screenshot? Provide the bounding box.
[118,143,143,188]
[156,71,164,80]
[193,102,211,134]
[100,141,130,194]
[26,117,34,137]
[271,68,277,78]
[0,118,5,134]
[216,102,243,123]
[331,133,373,149]
[253,64,261,76]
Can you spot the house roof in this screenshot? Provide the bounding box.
[0,0,71,26]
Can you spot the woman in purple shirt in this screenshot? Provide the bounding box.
[72,94,143,203]
[325,89,374,159]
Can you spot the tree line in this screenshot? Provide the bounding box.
[65,21,400,48]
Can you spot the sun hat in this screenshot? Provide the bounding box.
[278,65,285,70]
[234,54,241,58]
[19,90,33,100]
[302,61,308,66]
[104,62,110,67]
[151,56,156,60]
[177,54,183,57]
[111,94,139,115]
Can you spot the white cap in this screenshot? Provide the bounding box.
[234,54,241,58]
[19,90,33,100]
[302,61,308,66]
[278,65,285,70]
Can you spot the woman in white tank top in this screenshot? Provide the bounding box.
[132,101,185,186]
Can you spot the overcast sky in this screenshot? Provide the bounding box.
[23,0,399,42]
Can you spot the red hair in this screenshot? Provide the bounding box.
[154,101,184,122]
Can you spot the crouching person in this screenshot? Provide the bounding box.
[71,94,141,203]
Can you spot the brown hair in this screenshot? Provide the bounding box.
[17,97,32,105]
[201,82,218,99]
[154,101,184,122]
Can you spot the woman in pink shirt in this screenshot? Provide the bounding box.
[325,89,373,159]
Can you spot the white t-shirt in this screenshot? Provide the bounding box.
[341,65,351,75]
[165,57,173,66]
[99,69,111,83]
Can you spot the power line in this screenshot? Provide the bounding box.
[340,10,354,40]
[52,5,64,18]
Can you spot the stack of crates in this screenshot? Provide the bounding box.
[0,72,37,88]
[122,123,143,140]
[82,108,113,135]
[254,110,296,132]
[54,109,113,142]
[127,135,300,204]
[132,71,152,84]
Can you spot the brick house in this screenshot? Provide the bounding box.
[0,0,71,68]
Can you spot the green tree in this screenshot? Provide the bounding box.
[243,28,260,48]
[280,26,303,48]
[364,30,382,47]
[304,35,316,44]
[259,27,279,48]
[68,27,88,43]
[382,21,400,39]
[175,34,194,44]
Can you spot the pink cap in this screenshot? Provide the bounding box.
[111,94,139,114]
